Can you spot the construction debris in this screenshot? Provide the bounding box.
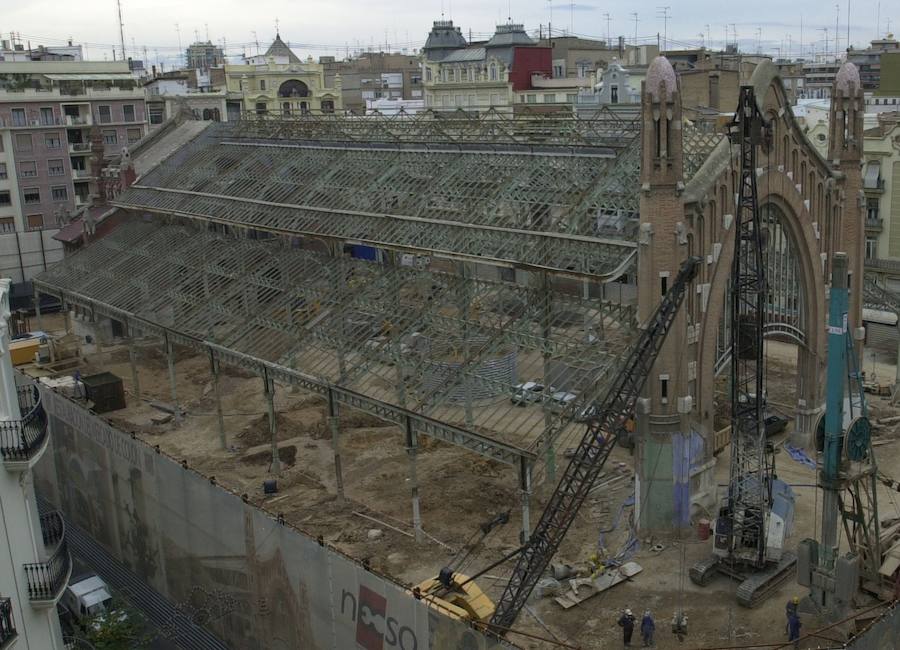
[553,562,643,609]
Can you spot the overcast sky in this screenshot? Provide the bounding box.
[3,0,897,67]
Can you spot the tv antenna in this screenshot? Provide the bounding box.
[115,0,127,62]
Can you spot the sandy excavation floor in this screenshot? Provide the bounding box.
[32,322,900,650]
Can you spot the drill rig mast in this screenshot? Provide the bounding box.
[690,86,797,606]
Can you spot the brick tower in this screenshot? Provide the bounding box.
[635,56,693,531]
[829,61,865,338]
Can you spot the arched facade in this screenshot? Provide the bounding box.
[636,59,863,532]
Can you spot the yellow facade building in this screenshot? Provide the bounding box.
[224,35,342,116]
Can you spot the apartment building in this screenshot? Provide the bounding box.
[0,59,146,299]
[321,52,422,114]
[0,280,69,648]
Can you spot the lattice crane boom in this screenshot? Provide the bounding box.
[724,85,772,567]
[489,255,702,630]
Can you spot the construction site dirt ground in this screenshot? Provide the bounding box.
[28,317,900,650]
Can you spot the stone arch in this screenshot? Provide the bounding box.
[278,79,309,98]
[696,168,826,444]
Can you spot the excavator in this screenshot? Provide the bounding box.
[413,254,702,631]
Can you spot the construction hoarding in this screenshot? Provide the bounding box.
[34,387,510,650]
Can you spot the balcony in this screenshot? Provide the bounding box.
[39,511,64,548]
[866,217,883,232]
[0,384,49,471]
[72,169,93,180]
[68,142,92,155]
[65,114,93,127]
[0,597,15,648]
[23,538,71,607]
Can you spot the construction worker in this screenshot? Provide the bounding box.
[618,608,636,647]
[787,612,802,648]
[785,596,799,623]
[641,610,655,647]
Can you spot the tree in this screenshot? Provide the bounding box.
[77,605,151,650]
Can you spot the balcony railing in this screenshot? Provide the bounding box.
[866,217,883,232]
[68,142,91,153]
[0,384,48,465]
[72,169,93,180]
[65,115,93,127]
[0,598,15,647]
[39,511,64,549]
[24,539,71,604]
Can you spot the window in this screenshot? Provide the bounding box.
[543,93,556,103]
[51,186,68,202]
[11,108,26,127]
[44,132,61,149]
[40,107,54,125]
[0,163,6,180]
[660,377,669,403]
[489,64,498,81]
[97,105,112,123]
[611,86,619,104]
[15,133,32,152]
[102,130,118,145]
[255,102,267,116]
[123,104,135,122]
[526,94,537,103]
[553,64,564,77]
[148,104,165,125]
[425,67,432,82]
[566,93,577,103]
[461,67,468,81]
[865,238,877,259]
[867,198,880,222]
[0,191,10,207]
[321,100,335,114]
[0,217,14,233]
[126,128,141,144]
[660,275,668,296]
[259,79,266,91]
[448,68,455,82]
[26,214,44,230]
[48,159,64,176]
[19,161,37,178]
[282,102,291,117]
[23,188,40,204]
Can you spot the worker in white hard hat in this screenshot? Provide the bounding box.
[618,608,636,647]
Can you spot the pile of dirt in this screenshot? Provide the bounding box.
[236,413,306,447]
[242,444,298,467]
[341,412,390,429]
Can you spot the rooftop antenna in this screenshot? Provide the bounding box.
[571,2,575,36]
[252,30,259,55]
[657,6,671,52]
[175,23,182,64]
[756,27,762,54]
[548,0,553,36]
[205,23,209,41]
[632,13,639,46]
[820,26,829,59]
[275,17,280,37]
[835,3,840,56]
[846,0,850,49]
[604,12,611,46]
[800,15,803,59]
[115,0,127,62]
[730,23,737,50]
[706,24,711,50]
[194,28,199,42]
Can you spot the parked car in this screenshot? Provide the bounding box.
[511,381,552,405]
[548,391,578,415]
[575,404,599,423]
